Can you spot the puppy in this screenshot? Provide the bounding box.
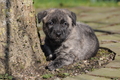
[37,9,99,71]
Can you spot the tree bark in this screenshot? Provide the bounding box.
[0,0,45,79]
[0,0,6,74]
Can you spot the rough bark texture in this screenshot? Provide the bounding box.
[0,0,6,74]
[0,0,45,79]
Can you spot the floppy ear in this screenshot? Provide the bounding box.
[69,12,76,26]
[37,11,47,23]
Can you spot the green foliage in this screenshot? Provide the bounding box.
[63,73,69,76]
[0,74,13,80]
[0,75,3,78]
[112,77,119,80]
[33,0,120,9]
[42,74,53,79]
[57,73,69,78]
[90,57,98,60]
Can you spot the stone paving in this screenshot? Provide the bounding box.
[63,7,120,80]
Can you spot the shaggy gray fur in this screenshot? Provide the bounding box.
[37,9,99,70]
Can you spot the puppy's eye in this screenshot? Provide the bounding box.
[48,21,53,25]
[63,22,68,26]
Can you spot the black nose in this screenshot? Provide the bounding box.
[56,32,61,37]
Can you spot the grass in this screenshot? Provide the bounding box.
[0,74,13,80]
[33,0,120,9]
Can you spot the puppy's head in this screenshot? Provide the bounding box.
[37,9,76,43]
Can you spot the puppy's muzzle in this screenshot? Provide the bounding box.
[53,30,62,37]
[56,31,61,37]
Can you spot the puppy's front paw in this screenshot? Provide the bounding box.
[46,54,53,61]
[47,61,61,71]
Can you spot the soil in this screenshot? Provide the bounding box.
[35,47,116,80]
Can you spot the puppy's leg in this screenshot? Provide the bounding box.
[47,53,75,71]
[42,44,53,61]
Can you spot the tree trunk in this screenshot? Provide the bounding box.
[0,0,6,75]
[0,0,45,79]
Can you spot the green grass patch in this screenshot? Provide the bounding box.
[42,74,53,79]
[33,0,120,9]
[0,74,13,80]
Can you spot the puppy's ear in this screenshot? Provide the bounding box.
[69,12,76,26]
[37,11,47,23]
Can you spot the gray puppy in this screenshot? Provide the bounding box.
[37,9,99,71]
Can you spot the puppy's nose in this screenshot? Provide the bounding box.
[56,32,61,37]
